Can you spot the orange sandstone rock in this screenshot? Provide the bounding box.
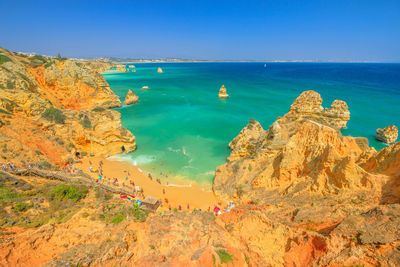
[218,85,229,98]
[124,89,139,105]
[376,125,398,144]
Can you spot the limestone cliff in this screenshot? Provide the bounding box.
[218,85,229,98]
[116,64,127,72]
[286,90,350,129]
[83,61,114,73]
[376,125,398,144]
[124,90,139,105]
[0,46,135,166]
[213,90,390,203]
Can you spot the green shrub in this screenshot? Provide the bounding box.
[92,106,105,112]
[216,249,233,264]
[14,202,31,212]
[41,107,66,124]
[55,136,64,145]
[29,60,43,68]
[98,214,106,221]
[127,204,148,222]
[44,61,54,68]
[0,187,20,201]
[30,55,47,62]
[0,55,11,64]
[0,109,11,115]
[111,214,125,224]
[79,114,92,129]
[6,80,15,89]
[48,184,88,201]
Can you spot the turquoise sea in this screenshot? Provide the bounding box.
[103,63,400,184]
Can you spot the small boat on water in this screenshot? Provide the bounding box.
[264,64,266,68]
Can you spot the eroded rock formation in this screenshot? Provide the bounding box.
[124,90,139,105]
[286,90,350,129]
[218,85,229,98]
[0,46,135,166]
[157,67,163,73]
[116,64,127,72]
[376,125,398,144]
[213,90,397,204]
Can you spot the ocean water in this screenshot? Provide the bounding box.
[103,63,400,184]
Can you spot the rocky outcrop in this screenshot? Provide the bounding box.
[29,60,121,110]
[83,61,114,73]
[376,125,398,144]
[213,90,384,203]
[128,65,135,68]
[157,67,163,73]
[286,90,350,129]
[123,90,139,105]
[116,64,127,72]
[218,85,229,98]
[0,46,135,165]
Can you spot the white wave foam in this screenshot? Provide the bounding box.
[108,154,155,165]
[167,147,181,153]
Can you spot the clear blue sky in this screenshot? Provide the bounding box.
[1,0,399,61]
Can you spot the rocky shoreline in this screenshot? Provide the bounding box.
[1,46,400,266]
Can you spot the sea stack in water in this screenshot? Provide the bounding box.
[124,90,139,105]
[157,67,163,73]
[376,125,398,144]
[287,90,350,129]
[218,85,229,98]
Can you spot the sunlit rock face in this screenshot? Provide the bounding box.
[376,125,398,144]
[212,90,393,203]
[0,46,135,165]
[218,85,229,98]
[124,90,139,105]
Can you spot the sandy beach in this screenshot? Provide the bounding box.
[78,156,222,212]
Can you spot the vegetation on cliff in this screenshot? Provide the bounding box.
[0,45,136,166]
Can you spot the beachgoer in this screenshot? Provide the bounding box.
[163,189,165,194]
[179,205,182,211]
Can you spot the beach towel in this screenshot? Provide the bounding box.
[126,195,135,201]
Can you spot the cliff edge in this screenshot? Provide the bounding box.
[0,46,136,166]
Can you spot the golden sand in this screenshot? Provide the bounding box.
[79,156,221,212]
